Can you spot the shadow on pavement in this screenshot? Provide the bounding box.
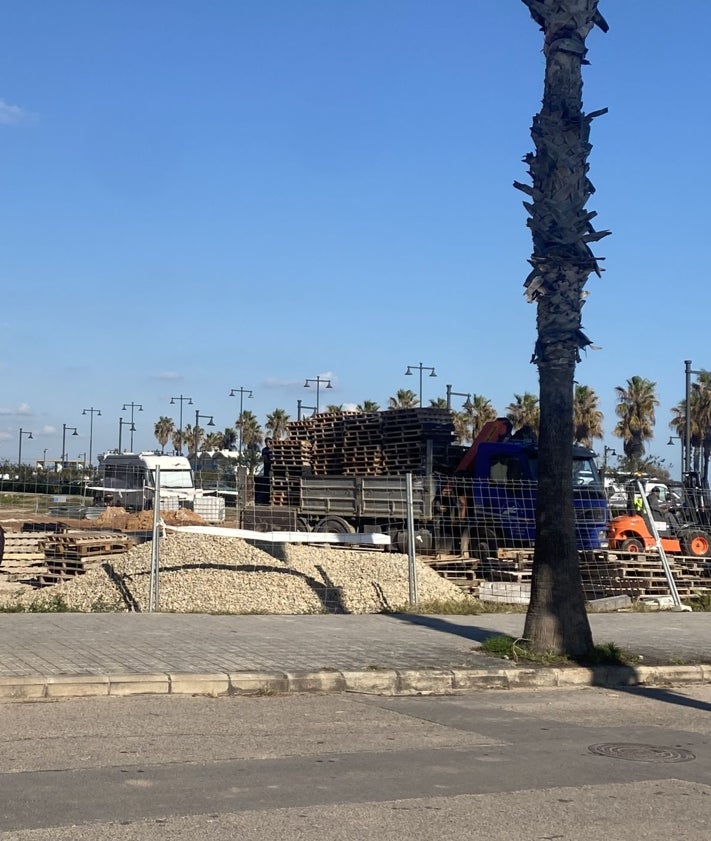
[616,685,711,713]
[389,612,510,643]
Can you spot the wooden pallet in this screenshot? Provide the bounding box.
[41,534,133,559]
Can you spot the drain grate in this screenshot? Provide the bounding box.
[588,743,695,763]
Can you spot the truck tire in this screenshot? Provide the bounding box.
[314,517,355,534]
[680,529,711,558]
[620,537,644,553]
[471,528,497,560]
[395,528,434,554]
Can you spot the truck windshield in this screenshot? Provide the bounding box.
[149,469,193,490]
[526,456,602,488]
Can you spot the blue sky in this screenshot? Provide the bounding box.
[1,1,708,476]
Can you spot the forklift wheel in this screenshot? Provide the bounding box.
[620,537,644,553]
[681,529,711,558]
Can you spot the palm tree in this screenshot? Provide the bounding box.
[518,0,609,658]
[506,393,540,434]
[671,371,711,477]
[265,409,290,440]
[183,424,197,455]
[239,410,263,450]
[358,400,380,412]
[221,427,237,450]
[154,416,174,454]
[171,429,184,456]
[203,432,223,452]
[325,404,343,414]
[388,389,419,409]
[573,385,603,447]
[467,394,498,439]
[613,376,658,468]
[429,397,448,409]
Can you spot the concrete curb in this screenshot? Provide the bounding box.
[0,663,708,701]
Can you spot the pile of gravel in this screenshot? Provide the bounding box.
[1,532,467,614]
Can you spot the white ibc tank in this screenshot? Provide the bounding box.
[193,495,226,522]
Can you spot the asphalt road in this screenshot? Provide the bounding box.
[1,685,709,839]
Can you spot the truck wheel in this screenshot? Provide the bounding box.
[620,538,644,553]
[681,530,711,557]
[395,528,434,554]
[472,528,497,560]
[296,517,312,532]
[314,517,355,534]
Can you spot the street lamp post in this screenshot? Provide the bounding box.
[229,387,253,454]
[82,407,101,470]
[170,395,193,455]
[601,445,617,482]
[445,384,472,412]
[18,428,33,467]
[667,435,682,478]
[405,362,437,407]
[194,410,215,481]
[118,418,135,453]
[121,401,143,453]
[297,400,317,421]
[61,424,78,468]
[304,376,332,414]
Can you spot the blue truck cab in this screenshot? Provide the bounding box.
[455,420,609,551]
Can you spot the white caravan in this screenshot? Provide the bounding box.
[91,452,210,512]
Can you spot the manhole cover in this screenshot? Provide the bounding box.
[588,743,695,763]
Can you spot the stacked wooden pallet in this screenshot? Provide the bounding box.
[341,412,383,475]
[0,532,48,583]
[270,439,312,506]
[307,413,348,475]
[0,530,135,588]
[380,408,455,474]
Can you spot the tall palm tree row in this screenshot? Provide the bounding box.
[613,375,659,470]
[518,0,609,658]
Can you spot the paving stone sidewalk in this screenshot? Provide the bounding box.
[0,612,709,699]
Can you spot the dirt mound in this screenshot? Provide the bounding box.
[91,506,207,531]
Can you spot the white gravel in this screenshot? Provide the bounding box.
[1,532,467,614]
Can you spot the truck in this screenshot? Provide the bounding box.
[90,452,223,518]
[241,409,609,556]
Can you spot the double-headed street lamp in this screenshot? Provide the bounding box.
[18,428,33,467]
[229,387,253,454]
[61,424,78,468]
[82,407,101,469]
[304,376,332,414]
[405,362,437,406]
[118,418,135,453]
[170,395,193,455]
[121,401,143,452]
[445,384,473,412]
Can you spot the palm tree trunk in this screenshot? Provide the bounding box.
[519,0,609,656]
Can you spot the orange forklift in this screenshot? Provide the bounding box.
[607,476,711,557]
